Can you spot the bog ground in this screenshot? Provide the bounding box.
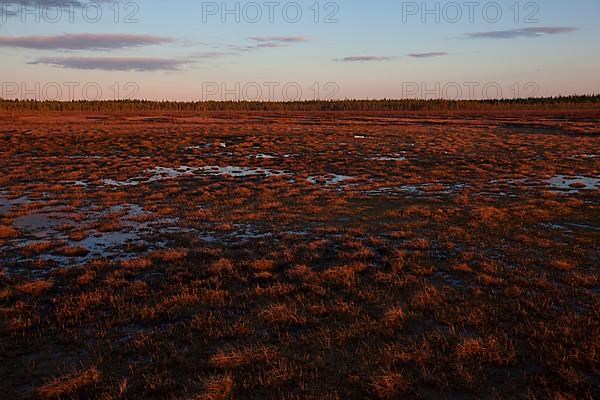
[1,110,599,399]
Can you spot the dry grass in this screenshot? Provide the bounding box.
[15,280,54,295]
[36,367,101,399]
[199,374,234,400]
[151,248,188,262]
[251,259,275,272]
[121,257,152,270]
[551,259,577,271]
[259,303,308,327]
[382,307,406,328]
[1,109,598,399]
[0,225,17,239]
[209,258,234,275]
[210,346,280,369]
[369,373,410,399]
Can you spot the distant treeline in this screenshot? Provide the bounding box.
[1,95,599,112]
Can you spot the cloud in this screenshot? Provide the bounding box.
[335,53,446,62]
[248,36,309,43]
[256,42,290,48]
[210,36,309,54]
[192,51,238,59]
[466,27,577,39]
[29,56,189,71]
[245,36,309,50]
[407,52,448,58]
[334,56,393,62]
[0,33,174,50]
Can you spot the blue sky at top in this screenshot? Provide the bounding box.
[0,0,598,100]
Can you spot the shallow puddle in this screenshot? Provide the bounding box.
[1,203,180,274]
[572,154,598,160]
[184,144,211,150]
[13,213,74,238]
[0,194,30,215]
[104,165,290,187]
[307,174,354,186]
[251,153,277,159]
[364,183,467,197]
[547,175,600,192]
[200,223,273,244]
[365,186,421,196]
[103,178,141,187]
[542,222,600,232]
[369,155,407,161]
[85,230,141,249]
[198,166,288,178]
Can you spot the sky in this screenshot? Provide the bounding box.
[0,0,599,100]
